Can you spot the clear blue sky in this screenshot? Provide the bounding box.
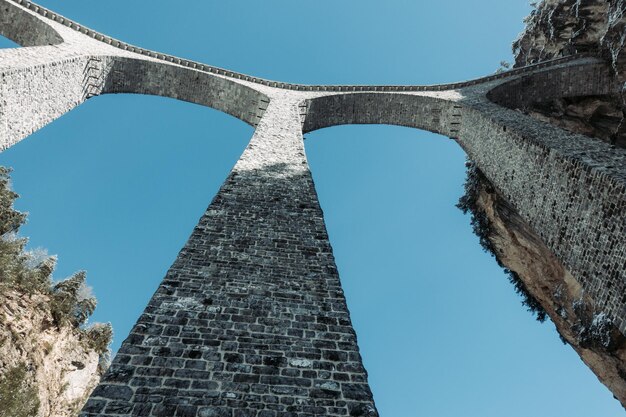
[1,1,623,416]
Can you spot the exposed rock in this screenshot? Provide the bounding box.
[513,0,626,69]
[464,2,626,391]
[526,95,626,148]
[466,170,626,407]
[512,0,626,148]
[461,3,626,403]
[0,288,104,417]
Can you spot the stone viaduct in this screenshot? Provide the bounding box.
[1,1,625,416]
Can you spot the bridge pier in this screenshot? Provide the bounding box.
[81,98,378,417]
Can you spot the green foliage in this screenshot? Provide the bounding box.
[50,271,97,328]
[505,269,547,322]
[0,167,26,236]
[0,167,53,293]
[0,245,56,295]
[85,322,113,355]
[457,161,548,323]
[456,162,497,254]
[0,364,40,417]
[495,60,511,74]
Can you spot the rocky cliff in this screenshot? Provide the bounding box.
[0,289,110,417]
[460,164,626,407]
[463,0,626,408]
[0,167,112,417]
[513,0,626,148]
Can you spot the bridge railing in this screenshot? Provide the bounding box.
[11,0,595,93]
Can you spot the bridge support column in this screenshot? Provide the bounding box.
[81,97,378,417]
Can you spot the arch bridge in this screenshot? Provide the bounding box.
[1,1,625,415]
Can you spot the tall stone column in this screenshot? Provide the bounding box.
[82,97,378,417]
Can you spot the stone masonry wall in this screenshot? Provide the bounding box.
[81,98,378,417]
[303,92,460,136]
[0,0,62,46]
[458,94,626,334]
[457,60,626,336]
[103,58,268,128]
[487,59,619,109]
[0,46,100,150]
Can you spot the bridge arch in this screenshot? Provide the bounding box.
[302,92,459,137]
[0,0,270,148]
[101,57,268,128]
[486,57,619,110]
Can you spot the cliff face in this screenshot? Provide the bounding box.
[513,0,626,148]
[465,0,626,408]
[0,289,104,417]
[463,166,626,407]
[513,0,626,68]
[0,167,112,417]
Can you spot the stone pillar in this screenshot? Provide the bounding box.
[81,98,378,417]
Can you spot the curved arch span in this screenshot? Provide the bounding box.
[302,92,460,138]
[101,57,269,128]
